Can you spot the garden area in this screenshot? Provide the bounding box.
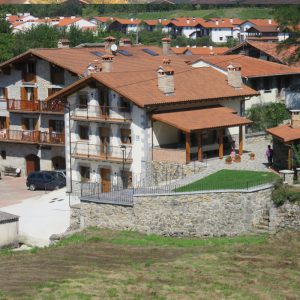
[176,170,278,192]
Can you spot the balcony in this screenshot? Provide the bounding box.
[7,99,64,114]
[72,142,132,163]
[70,105,131,123]
[0,129,65,145]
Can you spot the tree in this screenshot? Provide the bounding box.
[246,103,290,133]
[13,24,61,56]
[273,6,300,65]
[67,25,97,47]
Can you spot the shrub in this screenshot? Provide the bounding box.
[272,186,286,207]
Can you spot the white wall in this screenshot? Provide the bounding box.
[210,28,233,43]
[0,221,19,248]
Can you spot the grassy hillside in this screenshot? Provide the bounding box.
[0,228,299,299]
[108,7,274,20]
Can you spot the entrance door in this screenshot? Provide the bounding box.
[100,168,111,193]
[121,170,132,188]
[26,154,40,175]
[21,87,38,111]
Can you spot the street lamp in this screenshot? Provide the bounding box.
[120,144,127,189]
[120,144,126,173]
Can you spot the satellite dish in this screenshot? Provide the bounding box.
[111,44,118,52]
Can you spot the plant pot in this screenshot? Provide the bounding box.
[225,161,232,164]
[250,156,255,160]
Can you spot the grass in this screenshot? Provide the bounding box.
[176,169,279,192]
[108,7,274,20]
[0,228,299,299]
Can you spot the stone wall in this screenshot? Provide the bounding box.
[70,186,283,237]
[245,132,271,145]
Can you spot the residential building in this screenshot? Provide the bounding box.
[45,38,257,193]
[225,40,300,67]
[267,85,300,170]
[143,19,172,33]
[108,18,141,34]
[191,55,300,109]
[55,17,97,32]
[89,16,113,31]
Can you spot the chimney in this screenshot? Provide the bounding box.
[102,55,113,73]
[57,38,70,48]
[84,60,102,77]
[209,45,213,51]
[157,59,174,96]
[227,63,243,89]
[230,18,233,23]
[215,20,219,26]
[158,18,162,23]
[71,16,76,19]
[104,36,116,53]
[162,37,171,56]
[291,111,300,128]
[268,19,272,25]
[187,19,190,24]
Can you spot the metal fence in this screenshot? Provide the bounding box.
[73,175,277,207]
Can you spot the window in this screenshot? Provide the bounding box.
[50,64,65,85]
[240,100,245,117]
[27,62,36,74]
[0,117,6,129]
[25,87,34,101]
[49,120,64,133]
[22,118,37,130]
[119,97,131,112]
[1,150,6,160]
[0,88,6,99]
[79,125,89,140]
[80,166,90,182]
[78,93,88,109]
[219,37,223,41]
[120,129,131,144]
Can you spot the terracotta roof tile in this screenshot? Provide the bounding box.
[152,106,252,132]
[47,66,257,108]
[113,18,141,25]
[267,124,300,142]
[195,55,300,77]
[172,46,229,55]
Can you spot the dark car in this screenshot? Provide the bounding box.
[26,171,66,191]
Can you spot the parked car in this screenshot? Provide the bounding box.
[54,169,66,178]
[26,171,66,191]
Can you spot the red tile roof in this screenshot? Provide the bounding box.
[267,124,300,142]
[92,16,112,23]
[172,46,229,55]
[47,66,257,108]
[152,106,252,132]
[194,55,300,78]
[113,18,141,25]
[240,19,278,27]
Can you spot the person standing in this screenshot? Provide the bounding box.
[266,145,273,167]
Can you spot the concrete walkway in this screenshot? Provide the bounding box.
[1,188,70,247]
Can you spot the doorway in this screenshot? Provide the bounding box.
[52,156,65,170]
[100,168,111,193]
[25,154,40,175]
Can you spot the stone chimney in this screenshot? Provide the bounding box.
[102,55,113,73]
[291,111,300,128]
[157,59,174,96]
[119,38,132,47]
[104,36,116,53]
[162,37,171,56]
[57,38,70,48]
[227,63,243,89]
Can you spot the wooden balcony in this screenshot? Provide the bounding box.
[0,129,64,146]
[70,105,131,123]
[72,142,132,163]
[7,99,64,114]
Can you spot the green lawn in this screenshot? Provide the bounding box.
[0,228,300,299]
[176,170,279,192]
[109,7,274,20]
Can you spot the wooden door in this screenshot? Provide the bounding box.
[100,168,111,193]
[26,154,40,175]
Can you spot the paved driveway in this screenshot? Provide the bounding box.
[0,176,70,247]
[0,176,49,208]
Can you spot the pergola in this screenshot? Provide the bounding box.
[152,106,253,163]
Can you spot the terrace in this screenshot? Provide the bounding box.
[0,129,65,145]
[7,99,64,114]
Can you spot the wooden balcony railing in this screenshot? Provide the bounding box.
[0,129,65,145]
[70,105,131,123]
[7,99,64,113]
[72,142,132,162]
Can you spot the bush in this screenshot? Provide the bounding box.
[272,186,286,207]
[246,103,290,132]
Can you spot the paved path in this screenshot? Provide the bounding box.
[1,188,70,247]
[0,176,50,208]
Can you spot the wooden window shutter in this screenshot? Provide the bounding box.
[5,117,9,129]
[33,88,38,101]
[21,87,27,101]
[4,88,8,99]
[34,118,39,131]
